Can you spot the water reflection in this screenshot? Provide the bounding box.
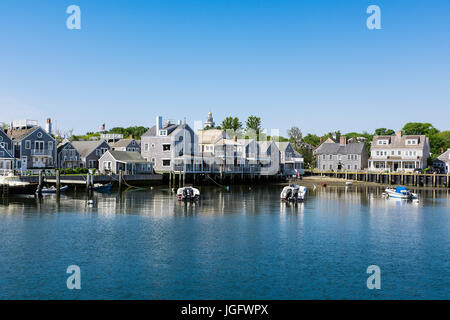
[1,184,449,217]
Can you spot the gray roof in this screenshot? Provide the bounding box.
[9,126,39,141]
[107,150,147,163]
[71,140,108,158]
[437,149,450,162]
[371,135,428,149]
[274,141,290,152]
[142,123,189,137]
[314,142,366,155]
[111,138,138,148]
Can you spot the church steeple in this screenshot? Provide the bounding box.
[205,111,215,128]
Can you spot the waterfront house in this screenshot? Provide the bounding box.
[435,149,450,173]
[196,129,229,172]
[141,116,197,173]
[9,119,57,170]
[99,150,152,175]
[57,140,82,169]
[368,132,430,172]
[237,138,259,173]
[0,129,14,172]
[275,142,304,176]
[314,136,368,171]
[71,140,110,169]
[111,137,141,153]
[257,141,280,176]
[213,137,245,173]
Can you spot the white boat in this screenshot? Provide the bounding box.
[177,187,200,201]
[0,172,37,194]
[39,185,69,194]
[280,185,307,202]
[385,187,418,200]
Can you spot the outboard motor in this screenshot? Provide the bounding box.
[286,189,292,201]
[293,190,298,200]
[182,188,188,199]
[187,188,194,199]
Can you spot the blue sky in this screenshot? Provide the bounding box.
[0,0,449,136]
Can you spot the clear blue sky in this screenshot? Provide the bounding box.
[0,0,449,136]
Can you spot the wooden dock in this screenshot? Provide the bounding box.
[308,170,450,188]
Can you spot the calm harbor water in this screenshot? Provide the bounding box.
[0,183,448,300]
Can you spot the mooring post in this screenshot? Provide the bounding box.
[169,171,172,190]
[86,173,90,191]
[56,170,61,195]
[118,170,123,192]
[38,170,44,195]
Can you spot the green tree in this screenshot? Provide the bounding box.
[437,131,450,150]
[245,116,262,139]
[303,134,321,147]
[401,122,439,136]
[374,128,395,136]
[221,117,242,132]
[287,126,303,149]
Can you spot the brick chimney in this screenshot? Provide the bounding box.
[340,135,347,145]
[396,131,402,137]
[129,134,133,139]
[233,136,237,142]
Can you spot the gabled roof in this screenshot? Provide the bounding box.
[111,138,138,148]
[105,150,147,163]
[216,138,240,146]
[274,142,291,152]
[371,135,428,149]
[258,141,277,153]
[236,138,255,146]
[196,129,227,144]
[314,142,366,155]
[142,123,190,137]
[71,140,109,158]
[437,149,450,162]
[9,126,39,141]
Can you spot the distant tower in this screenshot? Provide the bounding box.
[205,112,215,128]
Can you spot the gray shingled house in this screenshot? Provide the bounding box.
[57,140,82,169]
[435,149,450,173]
[10,125,57,170]
[314,136,368,171]
[274,141,304,176]
[71,140,110,169]
[111,137,141,153]
[0,129,15,171]
[99,150,152,175]
[141,116,197,173]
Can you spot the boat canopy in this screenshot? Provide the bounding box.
[395,186,407,192]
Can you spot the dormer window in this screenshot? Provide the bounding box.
[159,130,167,136]
[406,139,418,145]
[377,139,389,145]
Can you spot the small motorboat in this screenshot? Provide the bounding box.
[38,185,69,194]
[91,183,112,193]
[280,184,307,202]
[346,181,353,186]
[385,186,418,200]
[177,187,200,201]
[0,172,38,195]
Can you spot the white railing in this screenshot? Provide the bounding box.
[31,149,53,156]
